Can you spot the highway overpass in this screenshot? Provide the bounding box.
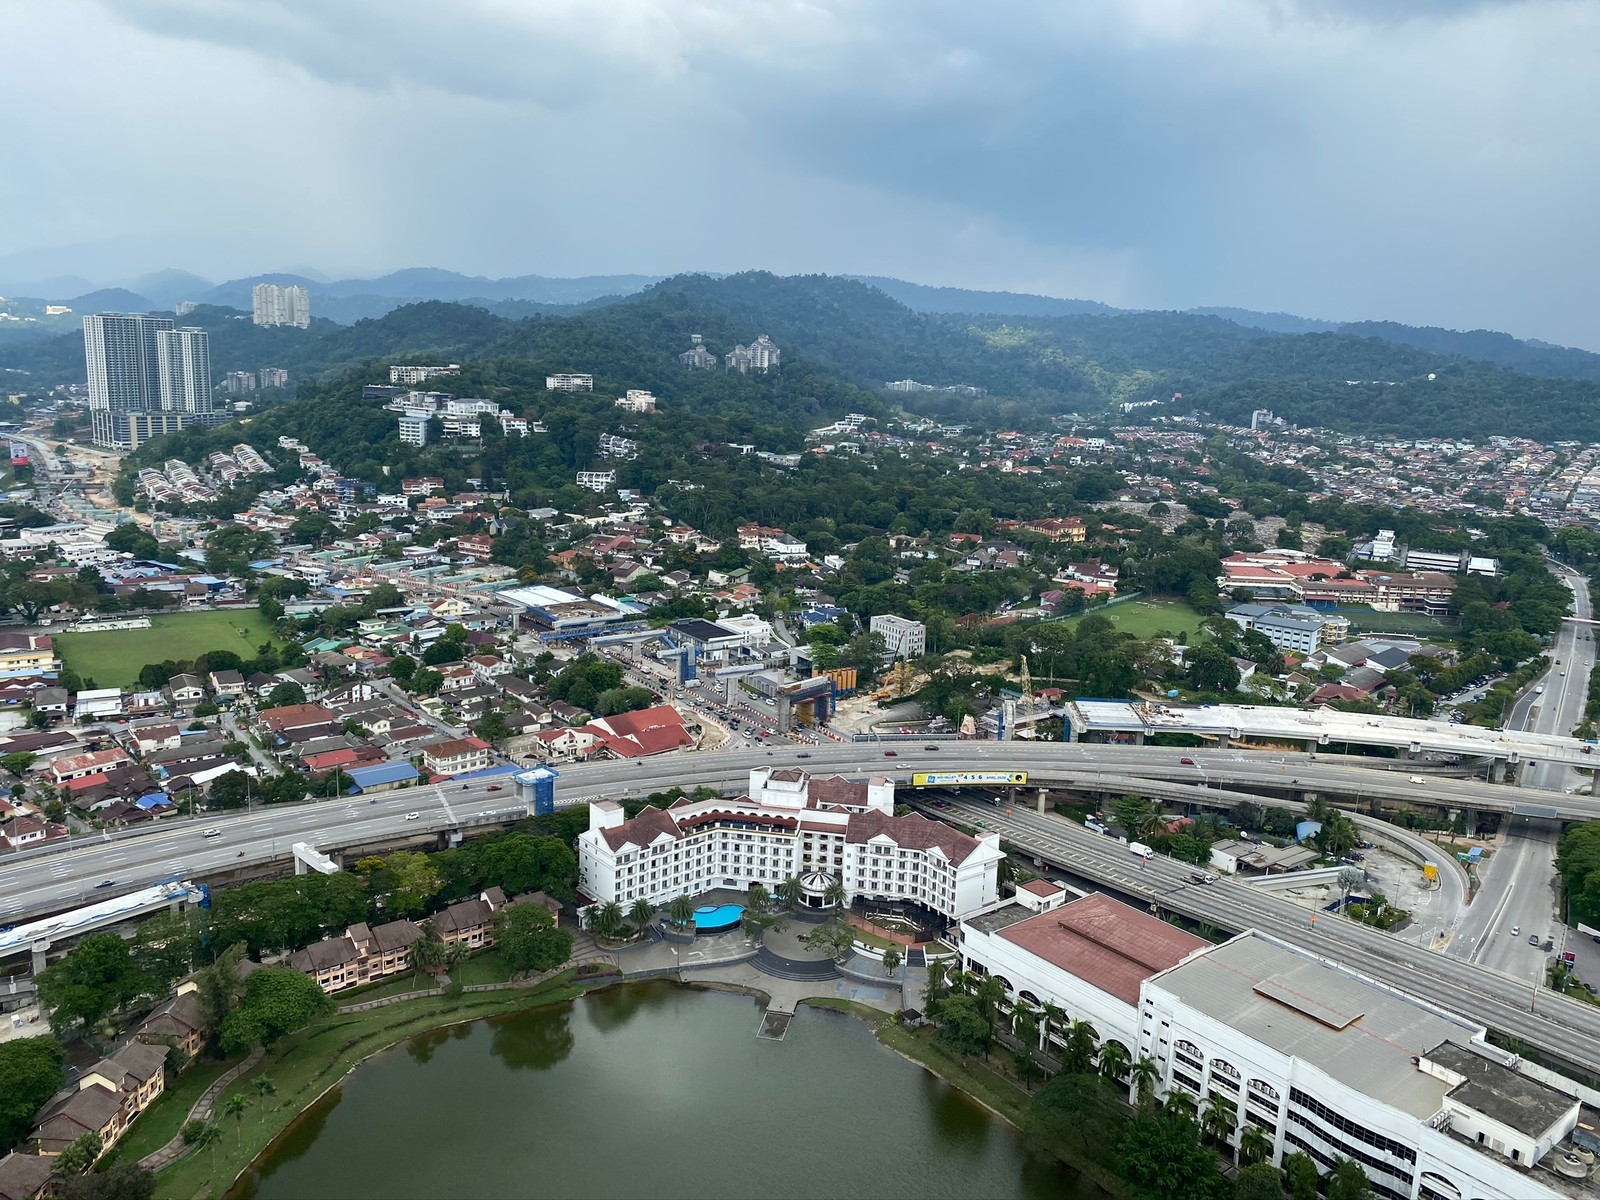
[1066,698,1600,773]
[4,743,1599,1076]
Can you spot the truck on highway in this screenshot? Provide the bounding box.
[1129,841,1154,859]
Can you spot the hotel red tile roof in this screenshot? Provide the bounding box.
[845,809,983,865]
[996,893,1209,1005]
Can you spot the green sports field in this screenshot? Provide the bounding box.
[1064,597,1206,640]
[54,609,278,687]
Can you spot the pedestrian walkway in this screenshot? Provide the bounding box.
[750,946,839,981]
[139,1046,265,1170]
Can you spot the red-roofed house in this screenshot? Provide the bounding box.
[50,748,131,784]
[959,892,1208,1069]
[584,705,694,758]
[421,736,492,777]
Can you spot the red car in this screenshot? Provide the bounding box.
[1179,757,1196,766]
[884,749,898,757]
[488,785,503,792]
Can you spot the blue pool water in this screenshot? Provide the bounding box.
[692,904,744,933]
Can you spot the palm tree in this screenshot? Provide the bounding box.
[1011,999,1039,1038]
[1039,1001,1066,1053]
[746,883,770,912]
[223,1093,251,1147]
[628,897,655,933]
[1011,1004,1039,1059]
[590,900,626,940]
[1130,1055,1160,1112]
[1062,1018,1099,1075]
[666,894,695,929]
[409,930,447,983]
[776,876,803,911]
[975,976,1006,1024]
[254,1076,276,1124]
[922,958,950,1011]
[1238,1122,1273,1167]
[1164,1089,1199,1122]
[743,909,779,944]
[1097,1039,1130,1083]
[193,1120,222,1173]
[822,878,848,909]
[1201,1091,1237,1150]
[444,942,469,974]
[881,946,903,976]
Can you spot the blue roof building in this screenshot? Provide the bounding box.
[345,761,422,793]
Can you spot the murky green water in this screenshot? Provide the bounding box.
[231,982,1099,1200]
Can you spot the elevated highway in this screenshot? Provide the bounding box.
[4,743,1599,1074]
[6,743,1599,927]
[1065,697,1600,773]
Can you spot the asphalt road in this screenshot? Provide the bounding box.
[1452,566,1594,982]
[4,737,1599,1070]
[10,740,1600,925]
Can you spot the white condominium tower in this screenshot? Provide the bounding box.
[83,313,219,449]
[155,327,212,413]
[252,283,311,328]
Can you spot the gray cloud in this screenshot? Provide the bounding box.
[0,0,1595,348]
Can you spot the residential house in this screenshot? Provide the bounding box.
[136,982,206,1058]
[127,723,183,755]
[0,1152,53,1200]
[32,1041,168,1158]
[288,919,425,994]
[425,887,509,950]
[209,669,247,700]
[49,748,132,785]
[30,687,68,722]
[167,673,206,707]
[421,736,493,777]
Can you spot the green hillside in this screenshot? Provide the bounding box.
[8,271,1600,440]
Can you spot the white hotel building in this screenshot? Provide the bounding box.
[960,894,1587,1200]
[577,767,1004,919]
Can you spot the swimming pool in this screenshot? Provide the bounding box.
[692,904,744,933]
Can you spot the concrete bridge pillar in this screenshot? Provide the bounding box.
[1491,758,1508,784]
[31,941,49,975]
[1036,788,1048,814]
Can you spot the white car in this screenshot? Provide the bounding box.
[404,812,421,821]
[202,828,221,839]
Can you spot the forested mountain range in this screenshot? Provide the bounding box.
[7,270,1600,442]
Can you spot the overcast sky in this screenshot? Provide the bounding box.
[1,0,1596,346]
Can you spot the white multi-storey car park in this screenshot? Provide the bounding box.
[959,893,1590,1200]
[577,767,1005,919]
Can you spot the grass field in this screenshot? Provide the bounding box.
[1064,597,1206,640]
[103,1057,232,1166]
[55,609,278,687]
[1336,606,1458,636]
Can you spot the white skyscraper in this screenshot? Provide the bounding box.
[155,327,213,413]
[84,313,219,449]
[83,312,170,447]
[252,283,311,329]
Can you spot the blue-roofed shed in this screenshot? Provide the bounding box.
[346,761,422,794]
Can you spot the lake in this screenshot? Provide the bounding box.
[231,982,1100,1200]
